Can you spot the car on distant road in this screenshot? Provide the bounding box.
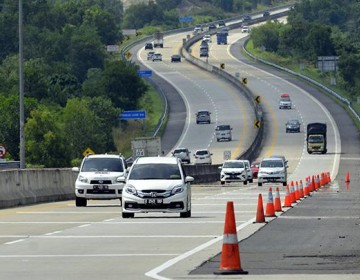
[286,119,301,133]
[215,124,232,141]
[202,34,212,43]
[243,15,252,22]
[251,161,260,179]
[279,93,292,109]
[152,52,162,62]
[208,23,217,30]
[196,110,211,124]
[72,154,128,207]
[219,160,248,185]
[194,149,212,165]
[218,20,226,27]
[263,11,270,17]
[241,26,249,33]
[145,42,153,50]
[172,147,191,164]
[171,54,181,62]
[147,51,155,60]
[121,156,194,218]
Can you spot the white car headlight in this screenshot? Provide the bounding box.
[125,185,137,195]
[78,175,89,183]
[171,185,184,195]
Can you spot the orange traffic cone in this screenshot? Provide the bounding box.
[274,187,283,212]
[255,194,266,223]
[214,201,248,275]
[283,185,292,207]
[303,179,310,197]
[310,176,315,192]
[265,187,276,217]
[345,171,350,183]
[289,182,296,203]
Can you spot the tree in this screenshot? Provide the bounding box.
[62,97,112,159]
[67,23,105,82]
[102,60,148,109]
[25,105,69,167]
[251,21,281,52]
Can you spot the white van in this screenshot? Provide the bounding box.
[257,157,287,186]
[215,124,232,141]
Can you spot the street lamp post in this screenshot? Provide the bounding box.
[19,0,25,168]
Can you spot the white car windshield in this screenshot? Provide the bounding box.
[261,160,284,168]
[129,164,181,180]
[81,158,123,172]
[223,161,244,168]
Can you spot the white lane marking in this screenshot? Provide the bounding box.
[145,217,256,280]
[0,254,178,258]
[44,231,62,236]
[5,239,27,245]
[78,224,91,228]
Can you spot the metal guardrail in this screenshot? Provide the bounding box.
[242,40,360,123]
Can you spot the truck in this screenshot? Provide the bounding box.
[131,137,162,159]
[153,31,164,48]
[216,31,228,45]
[306,123,327,154]
[199,41,209,57]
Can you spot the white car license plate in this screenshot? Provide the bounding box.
[145,199,163,205]
[93,185,108,190]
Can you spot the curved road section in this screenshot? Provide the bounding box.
[190,24,360,278]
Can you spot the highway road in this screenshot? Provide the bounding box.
[137,33,257,164]
[0,15,359,280]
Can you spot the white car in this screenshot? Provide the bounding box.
[279,93,292,109]
[194,149,212,165]
[241,26,249,33]
[202,35,212,43]
[219,160,248,185]
[257,157,287,187]
[121,156,194,218]
[72,154,128,207]
[152,52,162,61]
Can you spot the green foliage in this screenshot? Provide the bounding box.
[25,105,69,167]
[251,21,282,52]
[102,60,148,109]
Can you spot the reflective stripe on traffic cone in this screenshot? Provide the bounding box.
[303,179,310,197]
[265,187,276,217]
[299,180,304,198]
[274,187,283,212]
[294,181,300,201]
[214,201,248,275]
